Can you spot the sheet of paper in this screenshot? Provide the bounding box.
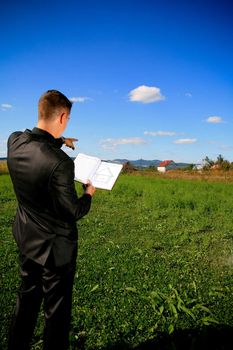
[91,161,123,190]
[74,153,100,184]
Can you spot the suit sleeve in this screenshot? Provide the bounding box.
[49,158,92,222]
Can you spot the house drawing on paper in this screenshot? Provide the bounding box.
[92,165,114,184]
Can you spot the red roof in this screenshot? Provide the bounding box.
[158,160,174,167]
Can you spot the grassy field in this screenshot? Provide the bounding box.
[0,173,233,349]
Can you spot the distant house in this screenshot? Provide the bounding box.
[157,160,176,173]
[193,164,204,171]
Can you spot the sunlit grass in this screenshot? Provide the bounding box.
[0,174,233,349]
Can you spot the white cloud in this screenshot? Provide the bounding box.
[129,85,165,104]
[185,92,192,97]
[100,137,146,149]
[69,96,91,103]
[206,116,224,123]
[1,103,13,110]
[174,138,197,144]
[144,130,177,137]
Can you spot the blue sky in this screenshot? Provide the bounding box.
[1,0,233,163]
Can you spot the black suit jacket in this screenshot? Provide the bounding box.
[7,127,92,266]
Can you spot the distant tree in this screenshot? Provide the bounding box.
[185,163,195,171]
[215,154,230,170]
[221,160,231,171]
[203,156,214,169]
[216,154,224,165]
[122,161,136,173]
[203,154,231,171]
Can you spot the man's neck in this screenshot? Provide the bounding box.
[37,121,59,138]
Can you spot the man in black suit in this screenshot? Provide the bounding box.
[7,90,96,350]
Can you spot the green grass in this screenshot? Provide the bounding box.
[0,174,233,349]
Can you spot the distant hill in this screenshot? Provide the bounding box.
[176,162,192,169]
[113,159,191,168]
[112,158,162,167]
[0,157,190,169]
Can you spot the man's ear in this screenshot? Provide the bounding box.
[60,111,67,124]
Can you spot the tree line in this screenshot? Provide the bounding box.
[202,154,233,171]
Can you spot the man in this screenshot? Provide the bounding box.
[7,90,96,350]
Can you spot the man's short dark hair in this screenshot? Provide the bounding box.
[38,90,73,120]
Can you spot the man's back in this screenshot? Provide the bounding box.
[7,127,91,266]
[8,129,67,214]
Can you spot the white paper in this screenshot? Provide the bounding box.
[74,153,100,183]
[74,153,123,190]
